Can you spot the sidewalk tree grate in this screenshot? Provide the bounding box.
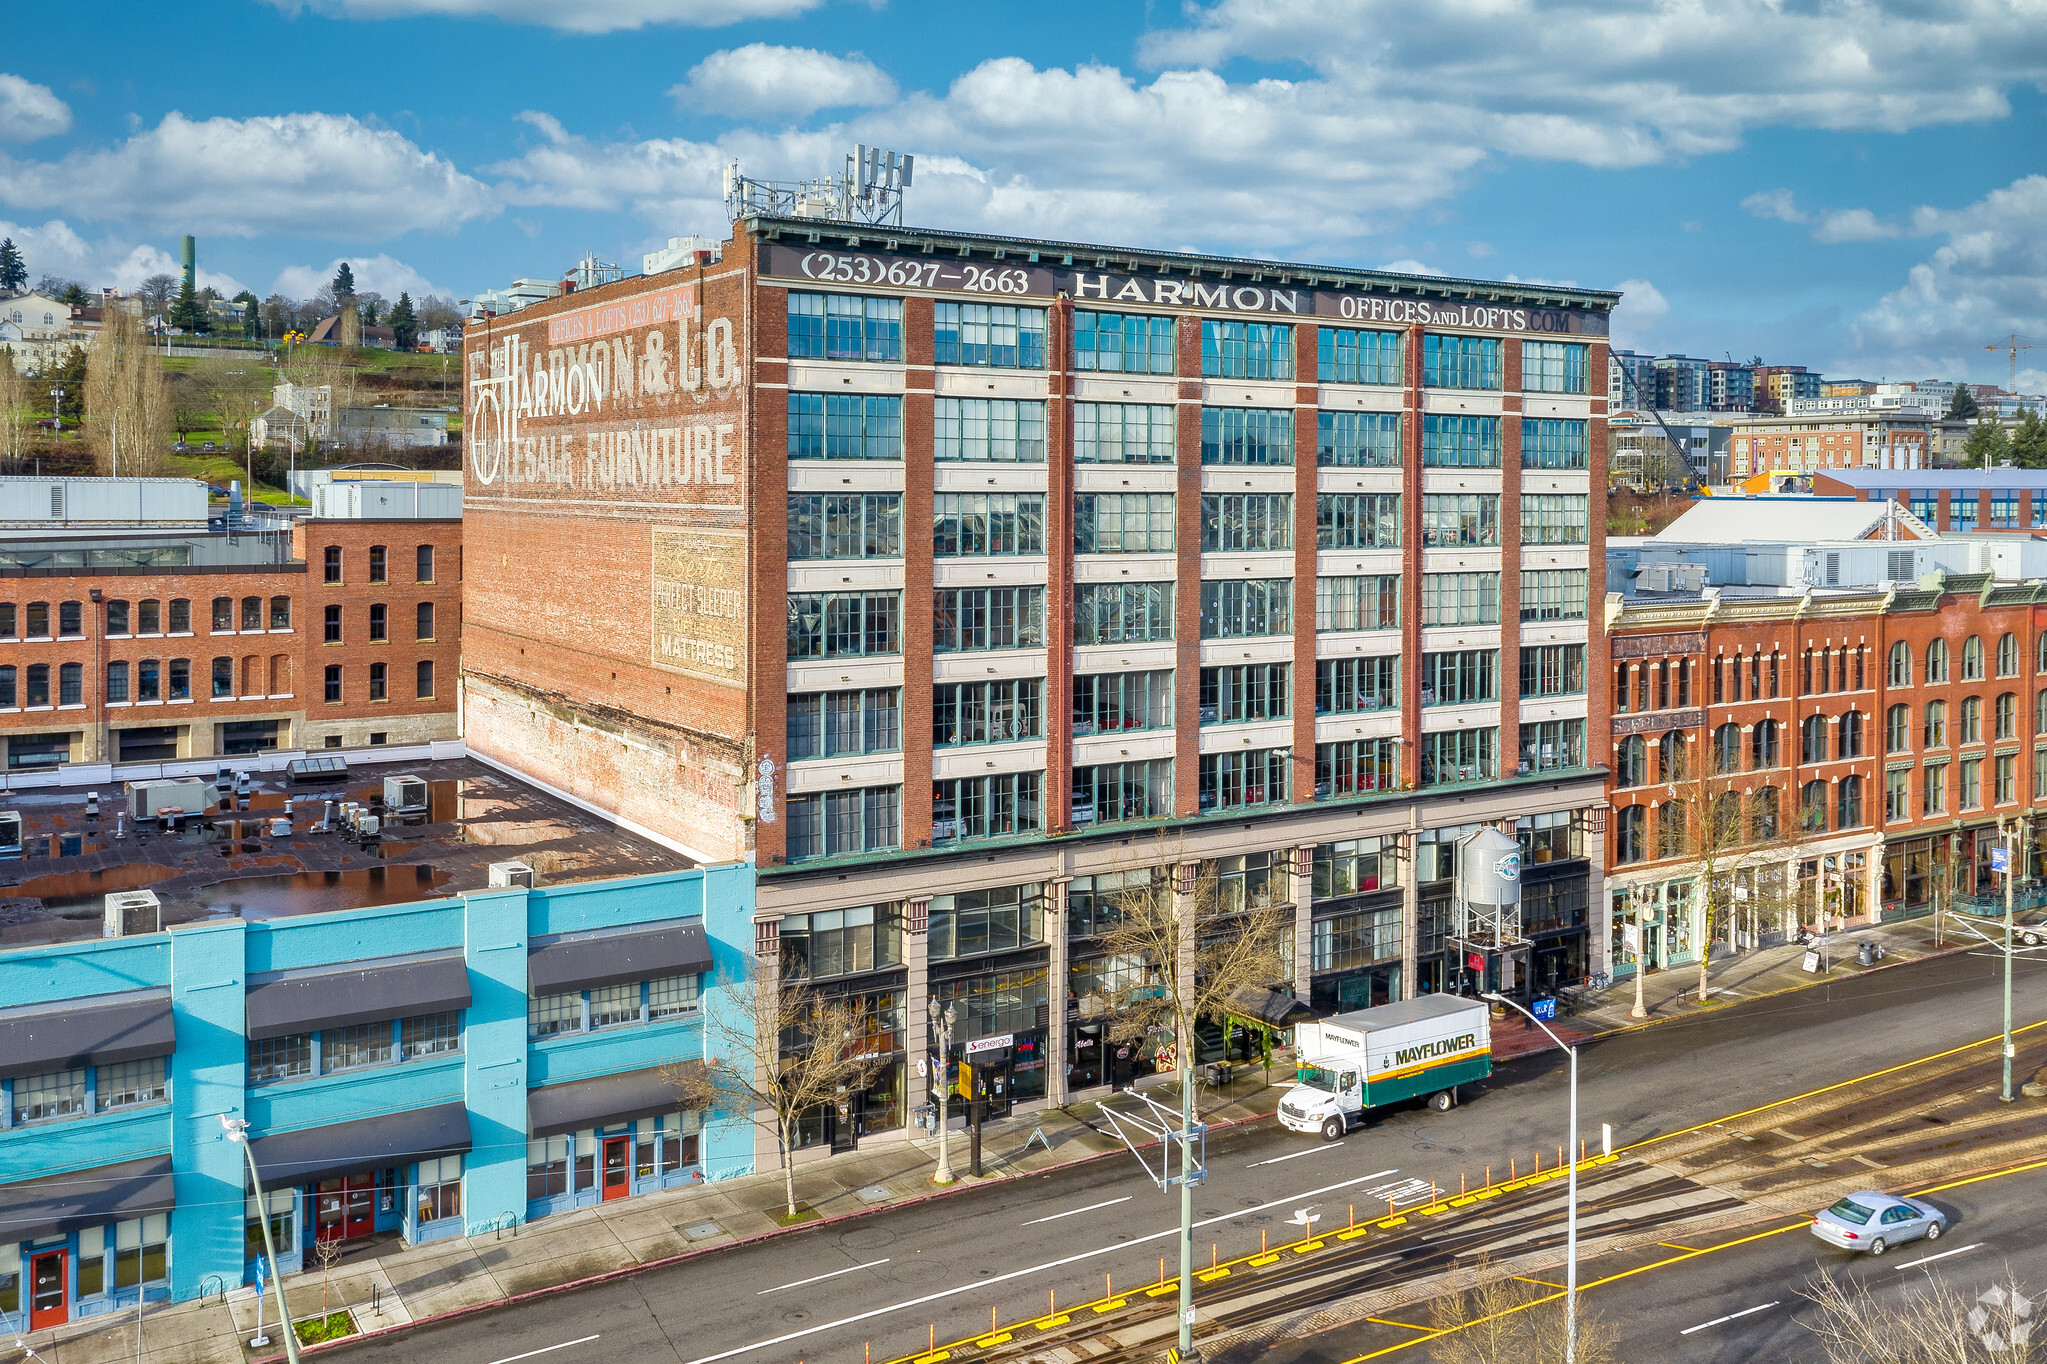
[683,1221,721,1240]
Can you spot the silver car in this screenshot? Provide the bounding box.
[1811,1192,1948,1255]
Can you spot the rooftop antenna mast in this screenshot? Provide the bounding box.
[722,145,914,226]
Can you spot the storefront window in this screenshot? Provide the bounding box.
[780,903,903,979]
[1517,811,1584,864]
[1312,837,1396,898]
[1311,907,1400,973]
[929,884,1046,960]
[1205,851,1293,912]
[1664,882,1696,960]
[1068,868,1158,937]
[931,963,1050,1043]
[245,1189,295,1263]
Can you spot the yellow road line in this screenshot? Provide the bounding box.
[1514,1276,1564,1289]
[1657,1242,1702,1253]
[1366,1317,1431,1332]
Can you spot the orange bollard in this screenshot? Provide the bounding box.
[929,1325,935,1357]
[1106,1272,1113,1300]
[1261,1229,1268,1254]
[1349,1203,1356,1230]
[1460,1173,1467,1198]
[1486,1164,1492,1190]
[1511,1158,1517,1180]
[1212,1243,1219,1269]
[1159,1257,1167,1286]
[992,1306,998,1335]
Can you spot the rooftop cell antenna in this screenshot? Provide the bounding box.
[723,144,914,226]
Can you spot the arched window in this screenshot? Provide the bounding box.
[1889,640,1912,687]
[1750,786,1781,840]
[1924,700,1946,748]
[26,663,50,706]
[0,665,14,707]
[1926,639,1949,683]
[1997,692,2017,739]
[1800,779,1828,831]
[2038,688,2047,735]
[168,598,190,633]
[1887,704,1911,753]
[1960,696,1981,743]
[1659,730,1686,782]
[1751,718,1780,769]
[25,601,49,637]
[212,657,234,699]
[138,599,161,634]
[104,661,128,704]
[1616,735,1647,787]
[58,601,81,636]
[1713,723,1742,774]
[2038,632,2047,675]
[1616,806,1646,864]
[1657,801,1688,858]
[107,599,130,635]
[241,596,263,631]
[1711,790,1743,842]
[1998,632,2020,677]
[1800,648,1815,696]
[168,658,191,701]
[212,596,233,631]
[1962,635,1984,681]
[137,659,160,702]
[270,596,291,629]
[1801,714,1828,764]
[1836,776,1863,828]
[1838,710,1864,759]
[58,662,81,706]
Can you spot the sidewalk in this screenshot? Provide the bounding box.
[17,1068,1295,1364]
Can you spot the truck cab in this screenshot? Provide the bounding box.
[1281,1063,1365,1140]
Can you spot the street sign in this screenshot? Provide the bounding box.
[1993,847,2011,873]
[1533,997,1557,1021]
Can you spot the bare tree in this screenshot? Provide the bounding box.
[83,308,173,476]
[1426,1257,1621,1364]
[416,294,463,335]
[0,346,27,470]
[1803,1263,2037,1363]
[136,273,178,323]
[669,972,886,1221]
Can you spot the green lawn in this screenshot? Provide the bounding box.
[166,451,302,504]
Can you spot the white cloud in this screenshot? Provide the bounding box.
[107,244,249,299]
[1851,175,2047,384]
[1812,208,1899,243]
[271,253,443,302]
[1609,278,1670,353]
[1741,188,1806,223]
[262,0,819,33]
[1380,258,1445,276]
[0,112,494,238]
[0,217,245,296]
[0,75,70,142]
[674,45,897,120]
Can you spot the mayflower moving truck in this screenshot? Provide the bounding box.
[1277,996,1492,1140]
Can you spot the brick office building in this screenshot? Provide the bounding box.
[460,217,1618,1152]
[1808,469,2047,534]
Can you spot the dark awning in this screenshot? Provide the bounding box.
[247,1102,471,1186]
[528,1062,703,1139]
[246,951,471,1041]
[0,1156,176,1245]
[528,923,711,998]
[0,990,175,1079]
[1226,985,1317,1029]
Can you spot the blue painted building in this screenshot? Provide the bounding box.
[0,864,755,1334]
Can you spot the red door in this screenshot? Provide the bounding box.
[28,1249,68,1330]
[601,1136,631,1201]
[314,1173,378,1242]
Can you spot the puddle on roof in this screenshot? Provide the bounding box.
[12,864,181,910]
[187,864,453,919]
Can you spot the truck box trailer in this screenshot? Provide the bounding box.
[1277,996,1492,1140]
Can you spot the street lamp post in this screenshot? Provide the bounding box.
[48,386,63,433]
[1629,887,1649,1020]
[221,1115,302,1363]
[930,1001,957,1185]
[1484,992,1578,1364]
[2001,821,2019,1102]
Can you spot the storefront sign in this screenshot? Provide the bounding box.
[964,1033,1014,1057]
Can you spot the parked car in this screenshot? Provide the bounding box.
[200,440,220,452]
[1811,1193,1946,1255]
[172,440,192,452]
[35,418,61,430]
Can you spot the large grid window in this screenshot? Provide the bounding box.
[1074,403,1176,463]
[1519,719,1586,772]
[1312,906,1402,972]
[787,591,900,658]
[1316,411,1402,467]
[1521,494,1589,544]
[1317,575,1401,631]
[1421,650,1497,706]
[1521,569,1589,621]
[933,493,1045,555]
[934,398,1047,462]
[1200,494,1293,551]
[928,883,1047,958]
[933,586,1045,652]
[648,974,702,1017]
[1520,644,1586,697]
[247,1034,312,1083]
[12,1068,85,1123]
[787,393,903,460]
[588,982,643,1029]
[1075,493,1174,553]
[1315,740,1399,796]
[1201,407,1294,465]
[1200,579,1292,638]
[787,292,903,362]
[1421,414,1501,467]
[934,678,1043,746]
[1201,320,1294,379]
[788,687,902,759]
[1071,669,1173,735]
[1522,341,1590,394]
[1318,327,1402,385]
[1072,759,1173,826]
[932,772,1043,844]
[934,302,1046,368]
[1198,748,1290,810]
[96,1057,168,1109]
[787,786,901,860]
[1421,334,1501,389]
[780,906,902,980]
[1422,572,1501,625]
[787,494,902,560]
[526,993,582,1039]
[1316,493,1401,549]
[1199,663,1289,724]
[1075,311,1174,373]
[323,1021,393,1072]
[1522,418,1589,470]
[1422,493,1499,547]
[401,1011,462,1059]
[1316,656,1398,713]
[1074,582,1174,644]
[1421,728,1498,785]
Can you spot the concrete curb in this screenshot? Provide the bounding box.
[269,1096,1283,1360]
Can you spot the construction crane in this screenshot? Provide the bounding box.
[1986,333,2037,392]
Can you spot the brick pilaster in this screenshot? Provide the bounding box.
[902,296,936,848]
[1175,313,1206,817]
[1293,320,1320,803]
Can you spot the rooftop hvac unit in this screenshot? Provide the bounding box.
[1637,562,1708,593]
[0,810,22,859]
[383,775,429,815]
[127,777,212,821]
[489,860,537,889]
[104,889,162,938]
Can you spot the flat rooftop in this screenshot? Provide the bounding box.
[0,757,695,949]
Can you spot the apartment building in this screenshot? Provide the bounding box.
[1732,411,1935,477]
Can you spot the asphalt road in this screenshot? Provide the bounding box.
[336,945,2047,1364]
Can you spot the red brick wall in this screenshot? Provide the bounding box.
[1174,313,1206,817]
[293,518,464,731]
[1291,320,1319,803]
[900,296,937,849]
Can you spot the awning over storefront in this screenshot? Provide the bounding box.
[245,951,471,1041]
[0,1156,176,1245]
[528,923,712,997]
[0,989,176,1078]
[1225,985,1317,1030]
[528,1062,704,1138]
[248,1102,471,1186]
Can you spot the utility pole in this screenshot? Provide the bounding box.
[1177,1052,1199,1363]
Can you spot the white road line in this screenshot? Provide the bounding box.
[676,1169,1400,1364]
[485,1336,601,1364]
[1894,1242,1982,1271]
[1249,1145,1339,1167]
[757,1259,893,1294]
[1022,1196,1132,1226]
[1680,1302,1780,1336]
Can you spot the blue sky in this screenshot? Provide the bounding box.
[3,0,2043,389]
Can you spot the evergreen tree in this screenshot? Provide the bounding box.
[56,281,88,306]
[0,238,25,292]
[2011,410,2047,470]
[388,292,418,350]
[330,261,356,302]
[50,345,89,421]
[1962,417,2011,467]
[167,277,210,334]
[1947,386,1981,420]
[359,297,379,327]
[239,293,261,340]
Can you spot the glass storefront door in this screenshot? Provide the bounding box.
[314,1172,377,1242]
